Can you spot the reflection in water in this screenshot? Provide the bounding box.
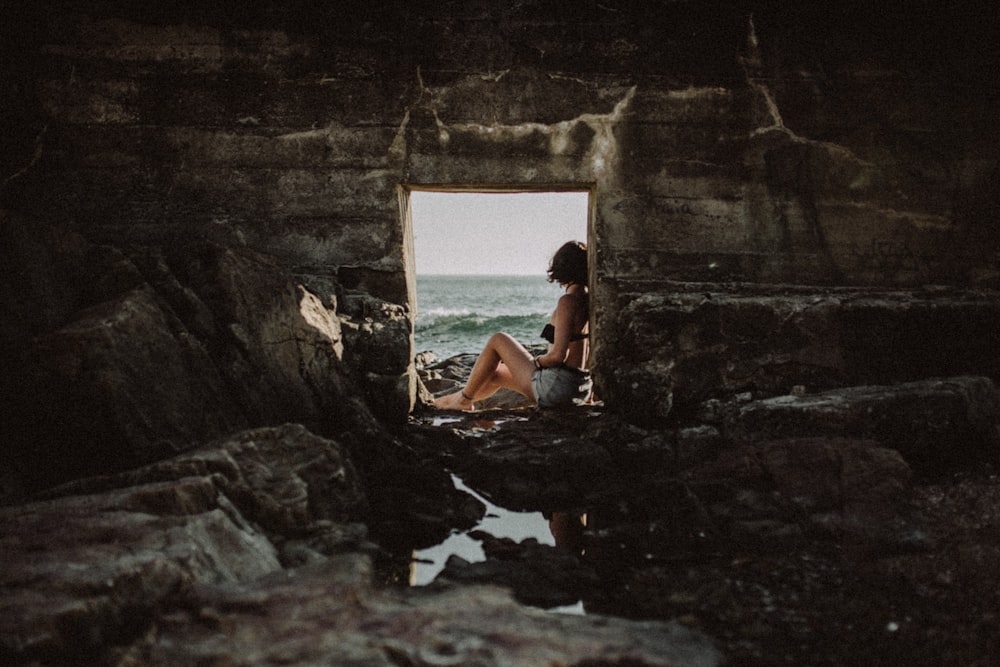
[410,475,554,586]
[409,477,589,615]
[429,416,463,426]
[550,600,586,614]
[415,414,530,429]
[549,512,587,553]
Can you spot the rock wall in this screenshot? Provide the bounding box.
[2,1,999,483]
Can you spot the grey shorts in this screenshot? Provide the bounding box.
[531,365,593,408]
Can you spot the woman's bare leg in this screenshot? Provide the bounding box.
[434,333,537,410]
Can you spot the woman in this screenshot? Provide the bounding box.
[434,241,593,411]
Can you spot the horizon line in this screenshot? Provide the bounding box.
[417,272,548,277]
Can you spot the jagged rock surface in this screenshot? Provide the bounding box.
[0,221,359,498]
[1,2,998,665]
[113,557,721,667]
[407,391,1000,666]
[0,424,723,667]
[603,287,1000,424]
[723,376,1000,475]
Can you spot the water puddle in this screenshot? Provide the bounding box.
[415,414,530,429]
[409,475,554,585]
[409,474,584,614]
[428,416,463,426]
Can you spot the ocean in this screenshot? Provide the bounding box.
[414,275,559,362]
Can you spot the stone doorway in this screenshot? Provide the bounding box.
[402,187,592,404]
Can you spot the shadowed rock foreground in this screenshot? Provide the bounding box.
[0,424,721,666]
[2,366,1000,665]
[409,370,1000,666]
[3,1,1000,664]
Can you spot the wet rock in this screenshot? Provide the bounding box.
[357,438,487,552]
[415,409,727,516]
[436,532,600,609]
[447,409,615,509]
[685,437,916,551]
[580,479,719,572]
[725,376,1000,476]
[0,424,488,664]
[115,556,722,667]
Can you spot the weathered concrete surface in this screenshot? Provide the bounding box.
[3,2,998,429]
[599,285,1000,424]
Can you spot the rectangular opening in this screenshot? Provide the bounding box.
[406,189,591,362]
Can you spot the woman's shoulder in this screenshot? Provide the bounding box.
[557,290,586,308]
[556,290,588,321]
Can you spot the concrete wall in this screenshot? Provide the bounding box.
[3,1,998,429]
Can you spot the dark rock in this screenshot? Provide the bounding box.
[0,234,359,498]
[339,294,415,420]
[18,285,245,484]
[2,2,999,665]
[601,288,1000,424]
[36,423,368,536]
[446,410,615,509]
[119,557,721,667]
[760,438,912,514]
[726,376,1000,475]
[686,437,913,541]
[0,476,726,667]
[5,424,652,665]
[672,434,939,561]
[436,532,601,609]
[0,478,283,661]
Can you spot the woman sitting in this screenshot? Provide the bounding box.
[434,241,592,411]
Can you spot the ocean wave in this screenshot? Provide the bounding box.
[417,310,548,326]
[413,274,557,360]
[415,313,548,359]
[418,313,543,336]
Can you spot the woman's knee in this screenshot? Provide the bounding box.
[486,332,517,351]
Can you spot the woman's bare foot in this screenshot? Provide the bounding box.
[434,390,476,412]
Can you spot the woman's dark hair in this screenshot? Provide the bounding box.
[547,241,588,285]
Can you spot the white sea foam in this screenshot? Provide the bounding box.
[414,275,561,360]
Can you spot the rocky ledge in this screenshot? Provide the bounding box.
[0,423,721,666]
[2,371,999,665]
[405,371,1000,666]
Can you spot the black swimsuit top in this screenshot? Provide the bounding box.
[541,323,589,344]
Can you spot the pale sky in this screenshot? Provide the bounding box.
[409,191,589,275]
